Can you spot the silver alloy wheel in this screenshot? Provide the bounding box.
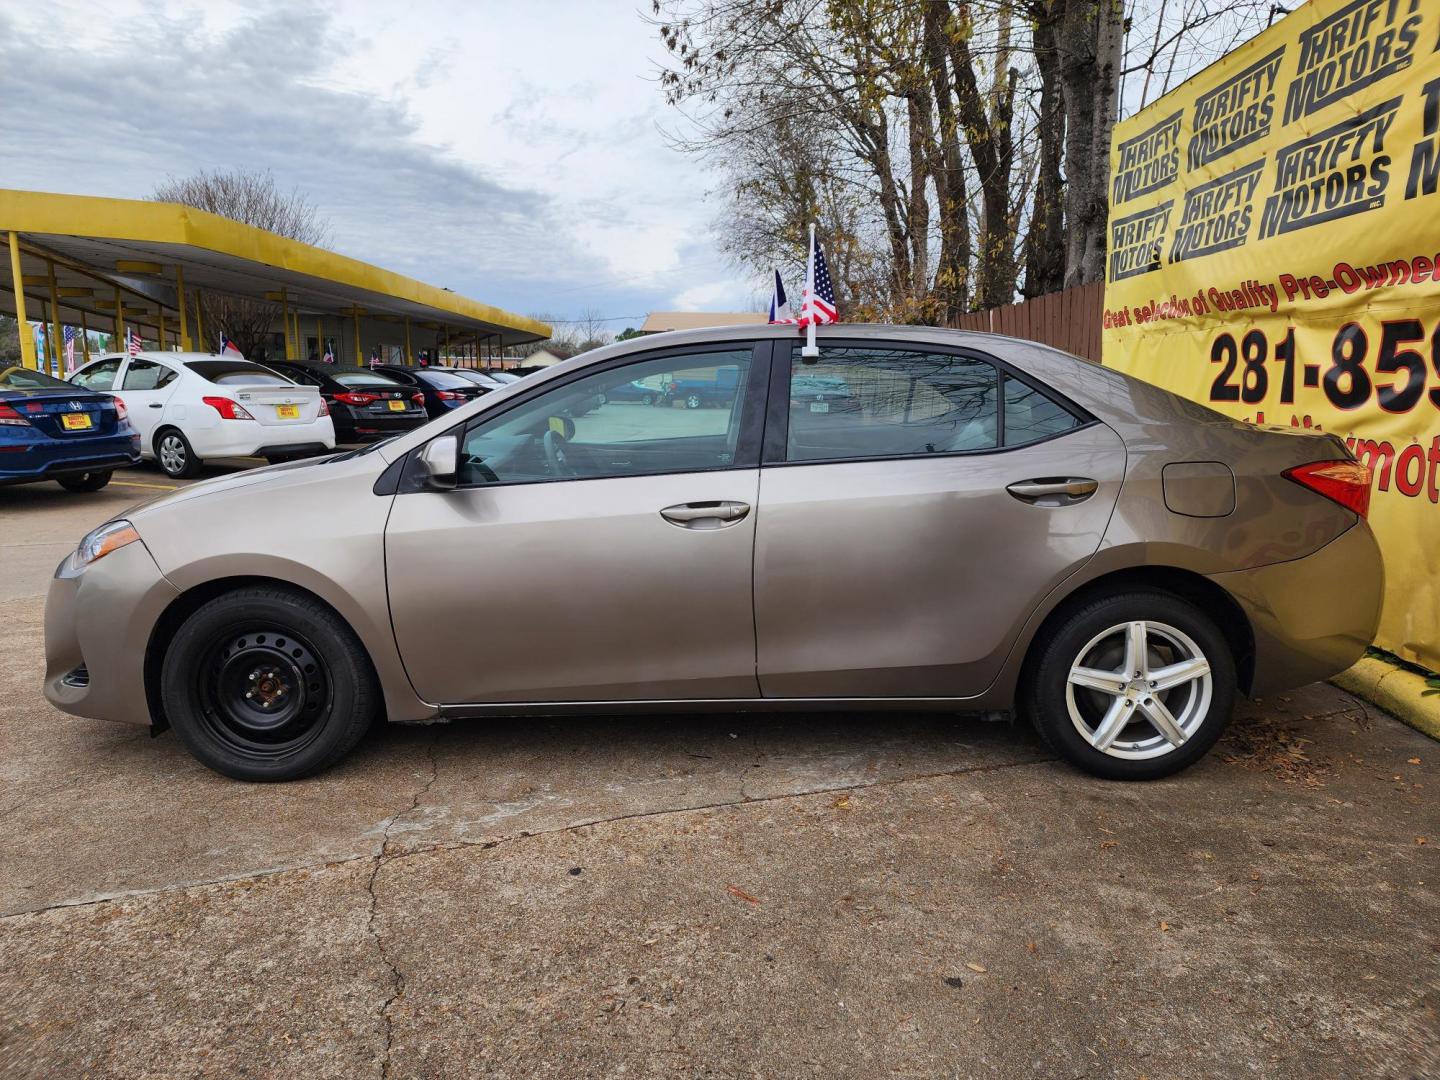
[158,433,186,475]
[1065,620,1213,760]
[686,394,701,409]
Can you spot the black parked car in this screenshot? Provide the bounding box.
[372,366,490,419]
[423,366,509,391]
[265,362,428,442]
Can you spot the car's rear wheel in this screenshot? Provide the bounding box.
[155,428,201,479]
[642,393,656,406]
[160,586,380,781]
[685,393,702,409]
[57,470,112,492]
[1021,589,1235,781]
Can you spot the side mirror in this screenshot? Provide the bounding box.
[418,435,459,490]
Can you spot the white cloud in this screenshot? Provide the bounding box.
[0,0,754,323]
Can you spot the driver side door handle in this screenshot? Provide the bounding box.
[659,501,751,529]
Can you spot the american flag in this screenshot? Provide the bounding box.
[322,338,335,364]
[799,237,838,327]
[127,328,143,356]
[63,326,77,372]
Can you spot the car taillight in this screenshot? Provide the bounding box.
[202,396,255,421]
[436,390,463,400]
[334,392,377,406]
[411,392,424,406]
[1283,459,1372,518]
[112,396,128,422]
[0,402,28,426]
[318,398,330,416]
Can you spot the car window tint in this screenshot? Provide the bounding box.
[120,359,178,390]
[458,349,752,486]
[785,347,999,462]
[333,371,404,387]
[1003,376,1080,446]
[71,359,121,391]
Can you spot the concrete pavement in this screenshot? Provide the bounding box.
[1,467,1435,1078]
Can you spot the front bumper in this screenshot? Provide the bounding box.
[43,538,180,728]
[1210,521,1384,697]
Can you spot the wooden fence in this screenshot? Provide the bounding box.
[948,281,1104,362]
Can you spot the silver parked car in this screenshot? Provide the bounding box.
[43,326,1383,782]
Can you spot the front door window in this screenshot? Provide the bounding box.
[457,349,754,486]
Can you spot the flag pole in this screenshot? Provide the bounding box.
[800,222,819,360]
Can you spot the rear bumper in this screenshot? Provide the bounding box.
[1209,521,1384,697]
[43,539,179,728]
[339,410,428,440]
[187,417,335,458]
[0,434,141,485]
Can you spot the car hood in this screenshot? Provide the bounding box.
[125,453,358,521]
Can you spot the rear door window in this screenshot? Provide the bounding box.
[120,359,179,390]
[782,346,1082,462]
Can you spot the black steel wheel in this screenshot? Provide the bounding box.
[57,470,112,492]
[161,586,379,781]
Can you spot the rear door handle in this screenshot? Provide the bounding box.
[1006,478,1098,505]
[659,500,751,529]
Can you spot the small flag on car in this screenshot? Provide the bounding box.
[219,332,243,357]
[322,339,335,364]
[127,328,143,357]
[768,270,796,324]
[798,223,837,359]
[63,326,77,372]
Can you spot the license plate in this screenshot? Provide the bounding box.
[809,401,830,413]
[275,404,300,419]
[388,400,405,412]
[61,412,92,430]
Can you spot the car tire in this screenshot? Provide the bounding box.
[642,393,655,406]
[155,428,202,479]
[160,586,380,782]
[685,394,702,409]
[1020,589,1235,781]
[57,470,112,492]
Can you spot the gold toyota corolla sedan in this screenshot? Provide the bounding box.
[43,325,1383,782]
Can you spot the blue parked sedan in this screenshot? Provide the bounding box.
[0,365,140,491]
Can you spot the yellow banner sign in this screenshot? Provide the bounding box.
[1103,0,1440,669]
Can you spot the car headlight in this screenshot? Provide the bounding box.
[74,519,141,569]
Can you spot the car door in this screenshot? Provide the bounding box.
[753,339,1127,699]
[114,357,181,451]
[384,342,769,705]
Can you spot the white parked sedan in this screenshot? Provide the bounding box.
[69,352,335,478]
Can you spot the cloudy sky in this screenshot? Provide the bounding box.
[0,0,758,331]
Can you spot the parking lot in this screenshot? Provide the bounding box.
[1,462,1436,1079]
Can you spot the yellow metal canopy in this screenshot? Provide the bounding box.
[1,188,549,365]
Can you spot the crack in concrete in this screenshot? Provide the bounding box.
[366,735,439,1080]
[0,753,1051,922]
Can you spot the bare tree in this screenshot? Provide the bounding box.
[151,170,330,359]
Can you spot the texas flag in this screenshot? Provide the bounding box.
[219,333,244,357]
[768,269,797,324]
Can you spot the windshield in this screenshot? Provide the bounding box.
[413,370,475,389]
[0,366,74,391]
[187,360,292,386]
[333,371,405,388]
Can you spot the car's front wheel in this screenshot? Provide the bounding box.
[685,393,702,409]
[160,586,380,781]
[155,428,201,479]
[1021,589,1235,781]
[57,470,112,492]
